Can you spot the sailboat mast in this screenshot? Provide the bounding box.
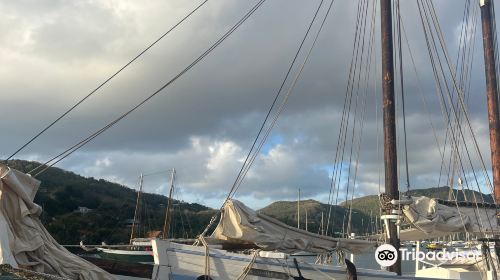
[480,0,500,204]
[321,211,324,235]
[162,168,176,239]
[130,173,144,244]
[370,210,373,235]
[380,0,401,275]
[297,188,301,229]
[305,207,308,232]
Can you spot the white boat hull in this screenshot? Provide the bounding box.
[147,240,424,280]
[114,239,495,279]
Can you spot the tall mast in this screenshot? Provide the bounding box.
[480,0,500,204]
[305,206,308,232]
[380,0,401,275]
[297,188,301,229]
[370,210,373,235]
[130,173,144,243]
[162,168,176,239]
[321,211,324,235]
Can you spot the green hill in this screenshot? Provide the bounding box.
[259,199,373,236]
[3,160,494,244]
[5,159,216,245]
[340,186,494,217]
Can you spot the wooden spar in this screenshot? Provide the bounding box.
[321,211,324,235]
[370,210,373,235]
[130,173,144,244]
[305,206,308,232]
[380,0,401,275]
[162,168,176,239]
[297,188,301,229]
[480,0,500,205]
[347,199,353,237]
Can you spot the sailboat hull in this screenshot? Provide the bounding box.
[97,248,154,263]
[147,240,425,280]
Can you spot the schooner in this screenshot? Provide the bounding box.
[2,0,500,279]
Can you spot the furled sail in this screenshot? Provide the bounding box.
[212,199,376,254]
[400,196,500,241]
[0,164,114,280]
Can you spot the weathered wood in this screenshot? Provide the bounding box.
[480,0,500,205]
[380,0,401,275]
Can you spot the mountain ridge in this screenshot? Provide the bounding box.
[3,159,493,244]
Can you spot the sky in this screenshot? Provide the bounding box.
[0,0,498,209]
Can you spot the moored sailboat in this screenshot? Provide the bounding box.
[2,0,500,279]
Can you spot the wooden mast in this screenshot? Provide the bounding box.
[162,168,176,239]
[480,0,500,205]
[130,173,144,244]
[297,188,301,229]
[380,0,401,274]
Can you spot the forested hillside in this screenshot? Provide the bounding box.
[5,160,215,245]
[259,199,373,236]
[4,160,491,244]
[340,186,494,217]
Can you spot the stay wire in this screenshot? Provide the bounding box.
[426,0,495,198]
[230,0,336,199]
[418,0,493,235]
[325,0,367,236]
[396,0,410,194]
[424,0,495,231]
[225,0,327,202]
[5,0,209,162]
[343,0,370,230]
[347,0,376,236]
[29,0,266,176]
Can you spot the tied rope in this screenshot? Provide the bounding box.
[236,249,261,280]
[198,235,211,278]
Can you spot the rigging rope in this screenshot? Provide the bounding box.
[417,0,496,237]
[29,0,267,176]
[4,0,209,162]
[227,0,336,200]
[325,0,368,237]
[395,0,410,194]
[225,0,328,202]
[424,0,497,233]
[345,0,374,237]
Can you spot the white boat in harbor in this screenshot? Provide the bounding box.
[141,239,418,280]
[2,0,500,278]
[96,246,154,264]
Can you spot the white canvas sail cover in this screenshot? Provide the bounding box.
[400,196,500,241]
[0,164,114,279]
[212,199,376,254]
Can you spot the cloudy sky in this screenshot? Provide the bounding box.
[1,0,498,209]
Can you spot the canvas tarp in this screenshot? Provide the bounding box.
[212,199,376,254]
[0,164,114,280]
[401,196,500,241]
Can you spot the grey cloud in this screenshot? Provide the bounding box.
[0,0,497,208]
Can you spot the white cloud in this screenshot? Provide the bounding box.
[1,0,496,209]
